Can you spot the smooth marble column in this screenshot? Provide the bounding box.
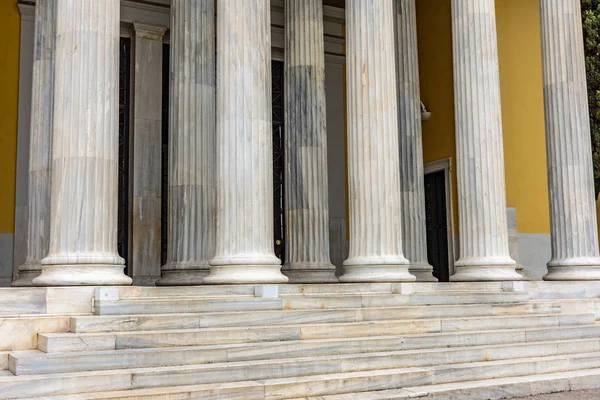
[282,0,337,283]
[13,0,55,287]
[340,0,415,283]
[158,0,217,286]
[130,23,167,286]
[540,0,600,280]
[33,0,131,286]
[205,0,288,284]
[395,0,437,282]
[450,0,522,281]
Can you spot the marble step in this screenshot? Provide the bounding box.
[29,324,600,370]
[402,291,529,305]
[0,315,71,351]
[4,351,600,399]
[304,368,600,400]
[72,302,566,333]
[116,282,511,299]
[95,292,530,315]
[0,351,7,370]
[95,296,283,315]
[38,320,600,354]
[10,334,600,376]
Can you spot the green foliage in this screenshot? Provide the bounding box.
[582,0,600,197]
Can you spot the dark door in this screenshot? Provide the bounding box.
[424,171,450,282]
[272,60,286,262]
[118,37,131,274]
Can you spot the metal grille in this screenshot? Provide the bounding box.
[118,37,131,272]
[272,60,286,262]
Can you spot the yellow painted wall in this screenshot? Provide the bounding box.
[416,0,550,235]
[0,2,20,234]
[416,0,459,235]
[496,0,550,234]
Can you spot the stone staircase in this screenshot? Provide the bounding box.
[1,282,600,399]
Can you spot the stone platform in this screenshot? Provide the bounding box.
[1,282,600,399]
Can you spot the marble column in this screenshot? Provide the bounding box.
[282,0,337,283]
[395,0,437,282]
[13,0,55,287]
[204,0,288,284]
[158,0,216,286]
[540,0,600,280]
[33,0,132,286]
[130,23,167,286]
[340,0,415,283]
[450,0,522,281]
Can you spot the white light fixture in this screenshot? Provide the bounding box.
[421,101,431,121]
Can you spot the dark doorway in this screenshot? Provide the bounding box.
[118,37,131,274]
[272,60,286,262]
[424,170,450,282]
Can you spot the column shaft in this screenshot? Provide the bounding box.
[395,0,437,282]
[540,0,600,280]
[205,0,287,284]
[340,0,414,283]
[13,0,55,286]
[158,0,216,286]
[130,23,167,286]
[450,0,521,281]
[33,0,131,286]
[282,0,337,283]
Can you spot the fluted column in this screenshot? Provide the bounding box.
[540,0,600,280]
[13,0,55,287]
[205,0,288,284]
[395,0,437,282]
[450,0,521,281]
[340,0,415,283]
[157,0,216,286]
[33,0,131,286]
[282,0,337,283]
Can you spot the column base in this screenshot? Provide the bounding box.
[409,262,438,282]
[515,263,531,280]
[282,262,338,283]
[204,265,288,284]
[544,260,600,281]
[12,261,41,286]
[32,265,132,286]
[340,259,416,283]
[450,263,525,282]
[132,276,161,286]
[205,255,288,284]
[156,268,209,286]
[11,269,41,287]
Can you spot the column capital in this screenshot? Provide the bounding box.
[132,22,167,41]
[18,3,35,22]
